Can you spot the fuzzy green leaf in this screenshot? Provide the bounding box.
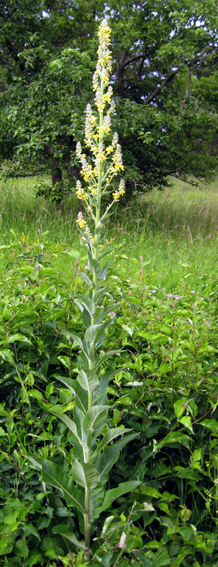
[76,270,93,289]
[50,409,88,450]
[85,324,105,347]
[95,480,141,517]
[40,460,84,513]
[52,525,85,550]
[83,405,109,432]
[96,432,139,482]
[75,294,95,316]
[71,460,100,489]
[78,368,99,393]
[92,427,132,458]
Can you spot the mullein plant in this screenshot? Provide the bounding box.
[27,20,139,559]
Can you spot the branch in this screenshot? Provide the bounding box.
[179,65,191,117]
[123,53,147,69]
[145,67,180,104]
[144,46,218,105]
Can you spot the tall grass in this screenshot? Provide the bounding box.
[0,175,217,297]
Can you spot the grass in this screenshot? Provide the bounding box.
[0,174,217,298]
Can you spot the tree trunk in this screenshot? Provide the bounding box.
[52,157,62,186]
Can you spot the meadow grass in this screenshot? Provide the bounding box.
[0,174,217,297]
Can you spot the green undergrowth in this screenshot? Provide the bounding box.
[0,222,218,566]
[0,176,218,565]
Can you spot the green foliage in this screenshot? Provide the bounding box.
[1,0,218,191]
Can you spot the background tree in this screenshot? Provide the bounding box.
[0,0,218,196]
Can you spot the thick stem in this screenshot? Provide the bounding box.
[85,78,105,557]
[84,486,91,552]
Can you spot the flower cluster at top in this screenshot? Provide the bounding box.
[75,18,125,231]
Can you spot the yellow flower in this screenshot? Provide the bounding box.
[76,212,87,229]
[113,191,120,201]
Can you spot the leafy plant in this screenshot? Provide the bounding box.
[25,20,139,560]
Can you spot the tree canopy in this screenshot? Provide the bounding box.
[1,0,218,194]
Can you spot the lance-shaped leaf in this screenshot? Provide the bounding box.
[65,332,89,359]
[83,405,109,432]
[94,480,141,518]
[25,457,84,513]
[91,427,132,458]
[93,350,122,371]
[93,288,106,305]
[53,374,88,413]
[96,432,140,482]
[75,295,95,317]
[98,247,114,261]
[85,324,106,349]
[87,249,100,273]
[40,460,84,513]
[78,368,99,394]
[52,525,85,550]
[50,409,88,451]
[71,460,100,489]
[97,259,112,281]
[75,269,93,289]
[25,455,42,471]
[94,369,121,405]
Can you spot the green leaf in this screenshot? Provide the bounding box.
[0,349,16,365]
[93,350,122,371]
[75,294,95,317]
[156,432,191,450]
[40,460,85,513]
[0,427,6,436]
[6,334,32,344]
[71,460,100,489]
[92,427,132,457]
[200,419,218,435]
[83,405,109,432]
[179,416,193,433]
[96,432,139,482]
[52,525,85,550]
[13,539,29,558]
[68,333,88,358]
[85,324,105,347]
[53,374,88,413]
[174,399,188,419]
[25,455,42,471]
[153,549,171,567]
[96,480,140,515]
[76,270,93,289]
[77,368,99,393]
[50,409,88,451]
